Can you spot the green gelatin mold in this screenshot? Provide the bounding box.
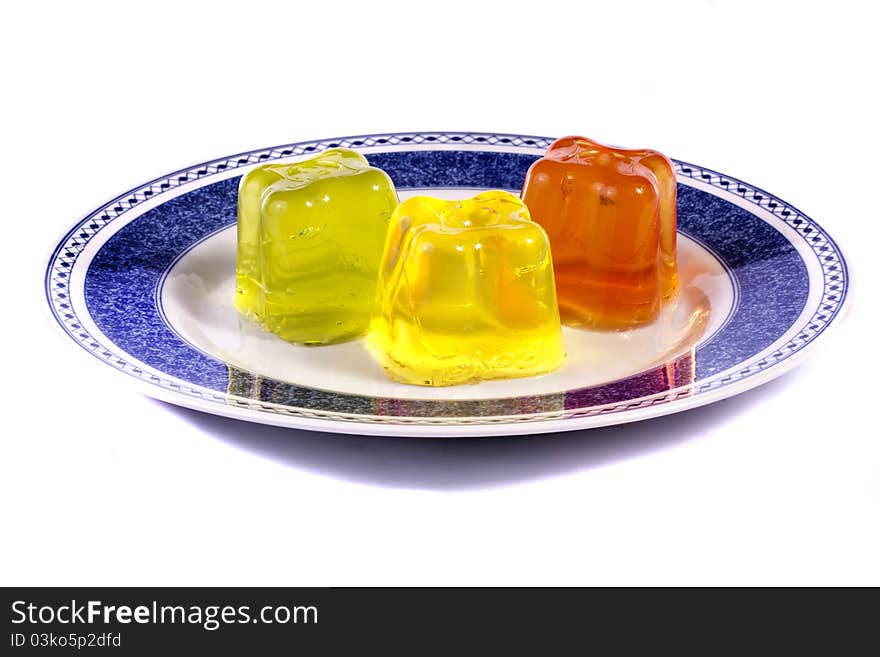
[234,148,399,345]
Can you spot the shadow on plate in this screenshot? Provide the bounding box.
[152,372,794,491]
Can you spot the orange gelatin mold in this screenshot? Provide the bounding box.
[521,135,679,329]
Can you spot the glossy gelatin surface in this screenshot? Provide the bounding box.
[235,148,398,345]
[521,136,679,329]
[368,191,565,386]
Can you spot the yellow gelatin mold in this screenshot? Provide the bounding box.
[234,148,398,345]
[368,191,565,386]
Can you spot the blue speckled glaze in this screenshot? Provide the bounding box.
[85,180,234,393]
[367,151,537,189]
[676,186,809,377]
[46,132,849,425]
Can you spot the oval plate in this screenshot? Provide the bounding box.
[45,132,850,437]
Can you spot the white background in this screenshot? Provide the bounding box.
[1,0,877,585]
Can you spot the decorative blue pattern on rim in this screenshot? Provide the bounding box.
[45,132,849,425]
